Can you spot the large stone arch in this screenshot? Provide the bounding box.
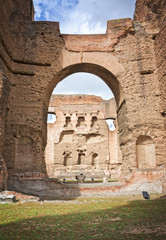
[44,61,128,181]
[45,61,125,109]
[45,61,127,139]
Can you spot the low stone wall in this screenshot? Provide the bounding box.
[7,169,164,198]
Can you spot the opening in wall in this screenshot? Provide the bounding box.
[91,116,97,128]
[78,152,86,165]
[77,116,86,127]
[64,116,72,127]
[45,72,119,180]
[63,152,72,166]
[47,113,56,123]
[105,119,116,131]
[92,153,98,166]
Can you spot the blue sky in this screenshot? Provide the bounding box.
[33,0,136,100]
[34,0,136,34]
[54,73,114,100]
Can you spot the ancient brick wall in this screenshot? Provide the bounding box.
[134,0,166,189]
[0,0,64,179]
[0,159,8,191]
[0,0,165,194]
[0,68,10,158]
[45,95,119,180]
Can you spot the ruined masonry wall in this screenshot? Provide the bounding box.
[46,95,120,179]
[0,0,165,194]
[133,0,166,189]
[0,0,64,179]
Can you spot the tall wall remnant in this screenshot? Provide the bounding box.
[0,0,165,196]
[45,95,121,180]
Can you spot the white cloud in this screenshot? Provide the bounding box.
[33,0,136,34]
[33,1,43,18]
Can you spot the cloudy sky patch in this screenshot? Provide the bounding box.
[53,73,113,100]
[34,0,136,34]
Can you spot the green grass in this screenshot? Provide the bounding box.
[0,195,166,240]
[108,179,119,182]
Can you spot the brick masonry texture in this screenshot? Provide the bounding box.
[0,0,165,196]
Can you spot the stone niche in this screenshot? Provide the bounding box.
[136,135,156,169]
[45,95,121,180]
[15,137,36,171]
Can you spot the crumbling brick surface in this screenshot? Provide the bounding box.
[46,95,120,180]
[0,159,8,191]
[134,0,166,190]
[0,0,165,195]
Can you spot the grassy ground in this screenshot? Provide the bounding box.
[0,195,166,240]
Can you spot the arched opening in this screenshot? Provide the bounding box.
[44,63,125,182]
[91,116,98,128]
[136,135,156,169]
[45,63,124,108]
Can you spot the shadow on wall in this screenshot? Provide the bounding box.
[7,177,81,200]
[6,131,80,200]
[0,67,10,192]
[0,159,8,191]
[0,198,165,239]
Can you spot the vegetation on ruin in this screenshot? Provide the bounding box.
[0,195,166,240]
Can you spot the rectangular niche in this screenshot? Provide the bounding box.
[77,116,86,127]
[78,152,86,165]
[136,135,156,169]
[60,130,74,143]
[15,137,35,171]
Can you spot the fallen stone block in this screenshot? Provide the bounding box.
[0,192,16,203]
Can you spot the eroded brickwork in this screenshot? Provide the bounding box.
[0,0,165,196]
[45,95,121,180]
[134,0,166,190]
